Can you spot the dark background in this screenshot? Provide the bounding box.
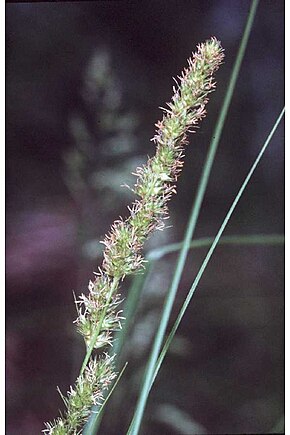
[6,1,284,434]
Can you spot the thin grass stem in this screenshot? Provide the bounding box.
[112,262,154,364]
[147,233,284,261]
[127,2,259,433]
[151,107,285,392]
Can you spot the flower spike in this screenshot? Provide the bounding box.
[44,37,224,434]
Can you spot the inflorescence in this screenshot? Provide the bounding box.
[44,37,224,434]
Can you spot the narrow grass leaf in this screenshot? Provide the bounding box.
[151,107,285,391]
[128,2,259,433]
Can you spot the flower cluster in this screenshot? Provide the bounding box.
[75,273,124,349]
[43,354,116,435]
[44,37,224,434]
[100,37,224,280]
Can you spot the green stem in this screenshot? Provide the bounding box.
[147,233,284,261]
[151,107,285,392]
[113,262,154,365]
[127,1,259,433]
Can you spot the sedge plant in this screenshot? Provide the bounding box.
[44,38,224,434]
